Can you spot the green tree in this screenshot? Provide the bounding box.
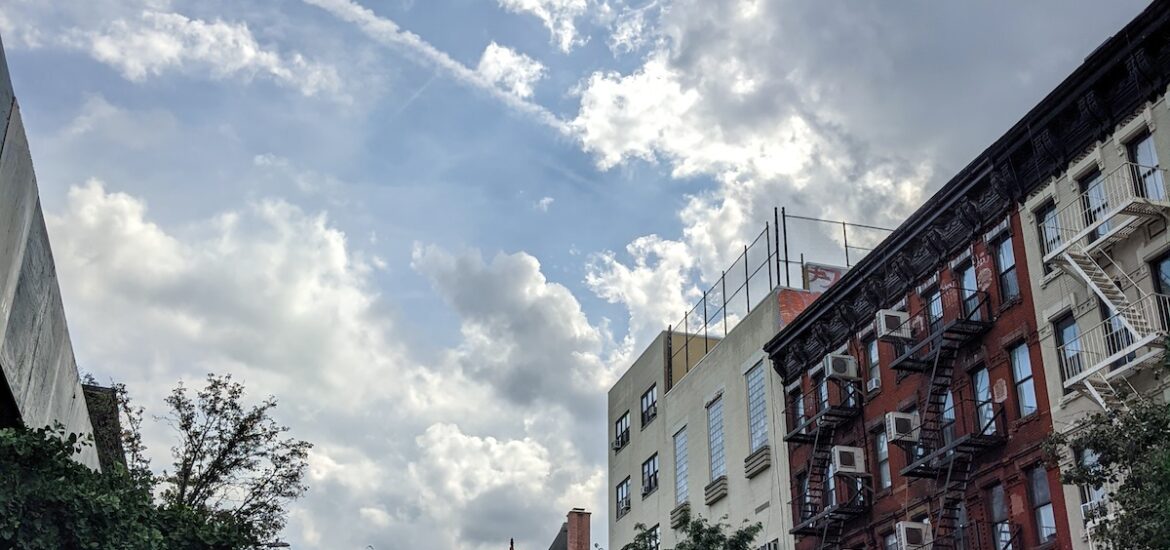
[158,374,312,543]
[0,423,254,549]
[1045,396,1170,550]
[622,509,762,550]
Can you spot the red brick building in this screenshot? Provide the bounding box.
[763,3,1170,549]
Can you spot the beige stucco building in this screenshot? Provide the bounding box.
[607,288,793,550]
[1021,89,1170,549]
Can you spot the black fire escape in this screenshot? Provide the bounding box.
[784,374,867,549]
[884,287,1008,550]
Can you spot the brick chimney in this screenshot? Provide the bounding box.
[566,508,591,550]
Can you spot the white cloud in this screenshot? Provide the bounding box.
[476,42,546,99]
[72,11,343,98]
[534,196,555,212]
[45,180,610,549]
[304,0,568,132]
[497,0,589,52]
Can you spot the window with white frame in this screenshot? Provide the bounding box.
[707,396,726,479]
[865,337,880,388]
[1010,343,1038,417]
[674,428,688,505]
[1128,130,1165,200]
[1028,466,1057,543]
[874,429,891,489]
[745,363,768,453]
[994,232,1021,297]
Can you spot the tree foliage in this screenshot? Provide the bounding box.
[0,374,310,549]
[0,423,254,549]
[1045,396,1170,550]
[159,374,311,542]
[622,508,762,550]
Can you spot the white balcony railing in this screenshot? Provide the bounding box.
[1041,162,1169,261]
[1057,294,1170,388]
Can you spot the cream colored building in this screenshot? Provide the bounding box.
[607,288,794,550]
[1021,91,1170,549]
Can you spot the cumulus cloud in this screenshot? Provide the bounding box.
[534,196,555,211]
[45,180,610,550]
[476,42,546,99]
[497,0,588,52]
[71,11,343,98]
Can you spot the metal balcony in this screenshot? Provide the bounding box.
[1056,293,1170,397]
[783,380,862,444]
[900,401,1007,479]
[789,474,869,536]
[888,287,992,373]
[1042,162,1170,263]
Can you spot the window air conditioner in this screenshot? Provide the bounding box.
[647,403,658,417]
[896,521,933,550]
[822,354,860,380]
[612,439,622,451]
[877,309,912,340]
[830,445,866,475]
[866,377,882,392]
[886,411,920,443]
[618,498,631,514]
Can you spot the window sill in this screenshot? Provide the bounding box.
[998,295,1023,313]
[641,414,657,430]
[1011,412,1042,431]
[642,486,658,500]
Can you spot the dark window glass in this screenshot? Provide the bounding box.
[1128,131,1165,200]
[1028,467,1057,543]
[1080,169,1111,241]
[995,235,1021,298]
[1036,203,1059,271]
[1054,314,1083,387]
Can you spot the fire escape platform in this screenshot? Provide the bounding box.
[898,431,1006,479]
[889,318,992,373]
[783,404,861,444]
[1042,195,1170,264]
[789,501,868,537]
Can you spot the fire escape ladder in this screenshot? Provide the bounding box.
[817,516,845,550]
[1061,248,1151,337]
[930,457,974,550]
[918,345,954,454]
[805,423,835,520]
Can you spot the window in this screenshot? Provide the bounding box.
[815,374,829,412]
[882,533,897,550]
[1152,252,1170,329]
[1010,343,1037,417]
[1080,169,1111,241]
[1035,202,1060,268]
[1101,300,1135,369]
[994,233,1021,299]
[790,387,806,431]
[616,477,631,519]
[1078,449,1107,521]
[707,396,726,479]
[874,429,891,489]
[641,385,658,427]
[973,367,995,435]
[795,472,811,520]
[1027,466,1057,543]
[865,337,881,388]
[942,389,957,448]
[1054,314,1083,385]
[642,453,659,496]
[649,525,660,550]
[614,412,630,451]
[673,428,689,505]
[988,484,1013,550]
[957,262,980,320]
[745,363,768,452]
[923,286,943,334]
[1128,131,1165,200]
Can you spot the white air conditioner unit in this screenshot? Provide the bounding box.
[618,498,631,514]
[877,309,911,340]
[822,354,860,380]
[886,411,920,443]
[831,445,866,475]
[866,377,882,392]
[647,403,658,417]
[611,439,622,451]
[895,521,933,550]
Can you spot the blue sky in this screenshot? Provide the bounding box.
[0,0,1153,547]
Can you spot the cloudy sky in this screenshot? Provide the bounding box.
[0,0,1153,547]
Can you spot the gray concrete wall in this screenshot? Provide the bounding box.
[1020,86,1170,549]
[608,289,794,550]
[0,34,99,469]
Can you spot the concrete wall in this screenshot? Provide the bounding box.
[1020,86,1170,549]
[608,289,793,550]
[0,34,99,469]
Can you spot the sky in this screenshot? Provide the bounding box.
[0,0,1154,548]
